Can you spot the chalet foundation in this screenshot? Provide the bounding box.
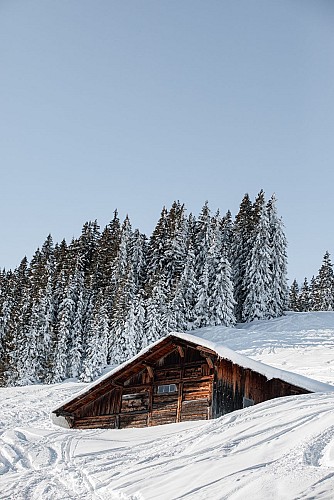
[52,333,331,430]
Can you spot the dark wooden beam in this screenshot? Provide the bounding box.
[196,346,216,355]
[111,380,123,388]
[141,361,154,367]
[147,386,153,426]
[176,347,185,423]
[142,363,154,378]
[144,340,174,361]
[206,357,214,369]
[56,410,74,418]
[177,345,185,358]
[110,340,175,383]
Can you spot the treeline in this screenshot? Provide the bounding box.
[0,191,288,386]
[289,251,334,311]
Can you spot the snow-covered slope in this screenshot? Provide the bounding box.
[194,311,334,385]
[2,312,334,499]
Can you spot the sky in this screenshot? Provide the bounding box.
[1,0,333,282]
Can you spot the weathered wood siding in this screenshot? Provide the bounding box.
[70,343,214,429]
[212,358,309,418]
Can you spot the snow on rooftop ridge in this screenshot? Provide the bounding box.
[53,329,334,413]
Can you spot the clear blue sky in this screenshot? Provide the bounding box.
[1,0,333,282]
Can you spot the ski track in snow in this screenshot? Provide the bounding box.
[2,312,334,499]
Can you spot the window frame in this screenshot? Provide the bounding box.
[156,383,178,394]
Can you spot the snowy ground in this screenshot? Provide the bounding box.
[2,312,334,499]
[195,311,334,386]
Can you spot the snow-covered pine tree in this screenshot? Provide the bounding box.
[154,202,190,333]
[144,281,166,345]
[0,270,17,385]
[1,259,31,385]
[242,191,272,322]
[52,291,74,382]
[232,193,254,322]
[80,291,109,382]
[204,210,236,327]
[94,211,122,362]
[194,261,210,328]
[49,239,73,382]
[298,278,311,312]
[312,251,334,310]
[129,229,147,292]
[309,276,317,311]
[69,269,85,379]
[193,201,212,282]
[209,250,236,327]
[267,194,288,317]
[143,201,190,341]
[145,206,169,295]
[178,239,197,330]
[95,210,121,290]
[220,210,234,263]
[26,236,56,383]
[76,220,100,289]
[72,221,100,369]
[109,266,137,364]
[133,291,146,351]
[288,279,300,311]
[192,202,215,328]
[108,216,135,362]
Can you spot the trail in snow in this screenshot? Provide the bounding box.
[2,390,334,499]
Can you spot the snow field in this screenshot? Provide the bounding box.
[2,312,334,499]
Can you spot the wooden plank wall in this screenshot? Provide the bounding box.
[73,345,213,429]
[212,358,309,418]
[71,344,310,429]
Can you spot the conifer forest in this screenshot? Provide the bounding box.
[288,250,334,313]
[0,191,289,387]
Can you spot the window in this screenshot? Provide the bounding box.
[243,397,254,408]
[157,384,178,394]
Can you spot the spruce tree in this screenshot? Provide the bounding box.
[194,261,210,328]
[313,252,334,310]
[232,193,254,322]
[1,260,31,385]
[267,194,288,317]
[289,279,300,311]
[80,291,109,382]
[145,206,169,294]
[298,278,311,312]
[309,276,317,311]
[144,282,166,345]
[209,251,236,326]
[242,191,272,322]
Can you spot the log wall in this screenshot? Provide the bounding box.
[73,344,213,429]
[212,358,309,418]
[62,339,310,430]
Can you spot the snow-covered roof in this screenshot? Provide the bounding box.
[53,331,334,412]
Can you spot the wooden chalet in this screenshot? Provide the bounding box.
[52,332,334,430]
